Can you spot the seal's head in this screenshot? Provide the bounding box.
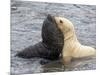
[54,17,75,34]
[42,14,64,54]
[54,17,75,41]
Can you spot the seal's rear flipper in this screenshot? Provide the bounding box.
[16,42,60,60]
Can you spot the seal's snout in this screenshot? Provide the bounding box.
[47,14,54,22]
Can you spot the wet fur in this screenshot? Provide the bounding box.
[54,17,96,64]
[16,15,64,60]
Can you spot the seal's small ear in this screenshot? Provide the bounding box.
[60,20,63,23]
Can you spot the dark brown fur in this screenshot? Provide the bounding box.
[16,14,64,60]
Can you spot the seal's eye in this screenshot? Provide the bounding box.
[60,20,63,23]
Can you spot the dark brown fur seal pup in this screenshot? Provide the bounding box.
[16,14,64,60]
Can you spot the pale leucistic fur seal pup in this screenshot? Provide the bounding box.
[54,16,96,65]
[16,15,64,60]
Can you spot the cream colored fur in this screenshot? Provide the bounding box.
[54,17,96,65]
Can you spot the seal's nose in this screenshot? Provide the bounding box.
[47,14,52,19]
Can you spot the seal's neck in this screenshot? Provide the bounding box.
[64,29,78,42]
[62,29,81,55]
[63,28,81,51]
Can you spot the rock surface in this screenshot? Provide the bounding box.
[11,0,96,75]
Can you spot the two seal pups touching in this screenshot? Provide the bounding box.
[17,14,96,65]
